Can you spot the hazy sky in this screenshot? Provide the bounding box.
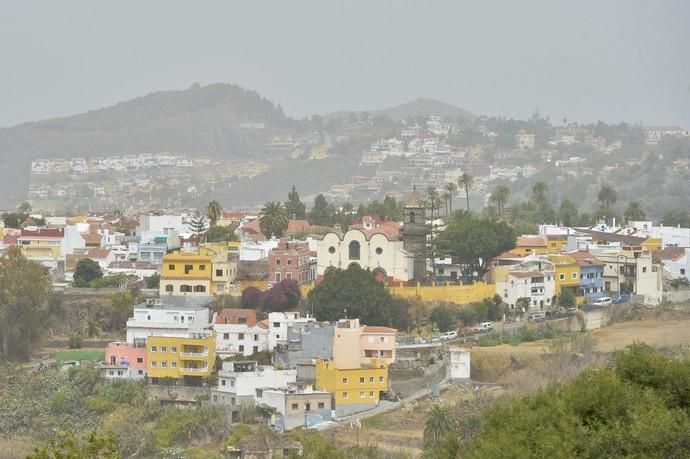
[2,1,689,128]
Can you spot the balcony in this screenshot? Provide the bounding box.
[180,366,209,374]
[180,351,208,357]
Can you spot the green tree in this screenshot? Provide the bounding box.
[145,273,160,289]
[74,258,103,286]
[445,182,458,214]
[206,200,222,227]
[18,201,32,214]
[189,212,208,239]
[285,185,307,220]
[28,431,122,459]
[624,201,646,222]
[558,199,579,227]
[490,185,511,215]
[436,217,516,277]
[308,194,334,226]
[430,305,456,332]
[204,225,237,242]
[558,289,576,308]
[307,265,395,326]
[259,201,289,238]
[458,172,474,212]
[424,405,459,447]
[102,290,139,332]
[2,212,27,228]
[0,247,52,360]
[597,183,618,209]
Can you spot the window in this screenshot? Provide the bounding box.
[194,285,206,292]
[287,259,292,265]
[171,346,177,353]
[292,403,299,410]
[238,333,245,340]
[223,333,230,340]
[328,246,336,254]
[379,376,384,383]
[254,334,259,341]
[305,402,311,411]
[369,377,374,383]
[559,273,565,280]
[642,266,647,273]
[349,241,361,260]
[342,377,348,384]
[253,346,258,353]
[238,317,247,324]
[276,259,281,265]
[375,247,383,255]
[286,272,292,280]
[184,264,193,274]
[221,379,226,386]
[681,268,686,275]
[572,272,577,279]
[109,370,114,376]
[360,391,365,398]
[138,370,144,375]
[273,322,280,328]
[161,346,167,352]
[380,336,386,343]
[180,285,192,293]
[318,402,325,409]
[165,284,173,292]
[161,361,167,368]
[151,361,157,368]
[409,211,416,223]
[342,392,348,399]
[360,377,365,384]
[239,345,244,352]
[151,346,157,352]
[171,362,176,368]
[199,265,206,271]
[137,357,143,363]
[216,269,223,276]
[168,264,175,270]
[369,391,375,397]
[275,272,281,282]
[147,315,151,320]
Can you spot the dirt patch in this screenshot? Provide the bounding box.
[592,315,690,353]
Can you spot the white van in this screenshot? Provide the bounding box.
[592,297,612,307]
[476,322,493,332]
[441,331,458,341]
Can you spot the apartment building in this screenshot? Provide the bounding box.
[213,309,269,357]
[146,330,216,386]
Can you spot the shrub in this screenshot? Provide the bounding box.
[68,335,83,349]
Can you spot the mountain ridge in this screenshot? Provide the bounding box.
[323,97,474,122]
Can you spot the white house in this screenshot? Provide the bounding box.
[213,309,269,358]
[494,257,557,311]
[267,311,316,351]
[125,297,212,345]
[136,214,187,245]
[212,361,297,406]
[256,384,332,431]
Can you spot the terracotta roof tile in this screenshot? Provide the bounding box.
[215,308,257,326]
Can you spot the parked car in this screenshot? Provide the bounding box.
[612,294,630,304]
[475,321,494,332]
[592,296,612,307]
[528,311,546,322]
[441,331,458,341]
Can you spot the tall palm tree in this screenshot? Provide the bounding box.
[259,201,289,239]
[206,200,222,227]
[490,185,511,215]
[624,201,646,222]
[424,405,459,446]
[444,182,458,214]
[426,187,440,219]
[458,173,474,212]
[442,191,451,216]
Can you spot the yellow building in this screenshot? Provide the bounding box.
[641,237,662,252]
[546,235,568,253]
[315,359,389,412]
[160,252,214,296]
[17,227,64,261]
[548,254,580,295]
[513,235,548,257]
[146,331,216,385]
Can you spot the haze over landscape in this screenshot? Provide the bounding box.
[2,2,690,458]
[2,0,689,128]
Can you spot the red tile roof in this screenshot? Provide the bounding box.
[652,247,686,264]
[566,249,605,267]
[363,325,397,334]
[516,235,547,247]
[20,227,64,238]
[215,308,258,326]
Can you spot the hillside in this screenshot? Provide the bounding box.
[0,83,291,206]
[323,97,474,122]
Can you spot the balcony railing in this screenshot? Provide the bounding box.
[180,366,209,374]
[180,351,208,357]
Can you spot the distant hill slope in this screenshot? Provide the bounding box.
[0,83,290,206]
[323,97,474,122]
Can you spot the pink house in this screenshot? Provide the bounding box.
[361,326,397,366]
[101,341,147,380]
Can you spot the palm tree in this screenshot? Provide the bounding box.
[206,200,222,227]
[424,405,459,446]
[458,173,474,212]
[597,184,618,209]
[624,201,646,222]
[259,201,289,239]
[442,191,451,216]
[490,185,511,215]
[444,182,458,214]
[531,181,548,205]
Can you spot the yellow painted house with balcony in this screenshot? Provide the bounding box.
[548,253,580,295]
[315,359,389,416]
[160,252,214,296]
[513,235,548,257]
[146,331,216,385]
